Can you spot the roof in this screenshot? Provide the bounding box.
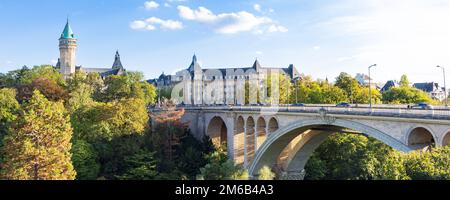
[60,19,75,39]
[413,82,440,92]
[188,54,202,72]
[112,51,123,69]
[380,80,399,92]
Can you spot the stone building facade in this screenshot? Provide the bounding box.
[148,55,301,105]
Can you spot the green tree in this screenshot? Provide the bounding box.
[304,155,327,180]
[0,88,19,133]
[263,73,292,104]
[72,98,149,142]
[99,72,156,105]
[372,151,408,180]
[117,149,158,180]
[382,87,433,104]
[304,133,402,180]
[1,90,76,180]
[19,65,64,86]
[174,135,213,179]
[404,146,450,180]
[71,139,100,180]
[258,166,276,180]
[0,88,20,170]
[354,87,382,104]
[197,148,249,180]
[400,74,410,87]
[335,72,361,103]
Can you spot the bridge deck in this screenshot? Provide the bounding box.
[152,105,450,120]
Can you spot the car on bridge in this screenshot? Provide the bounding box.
[293,103,306,107]
[410,103,433,110]
[336,102,351,107]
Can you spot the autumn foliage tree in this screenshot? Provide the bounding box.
[150,99,187,161]
[16,77,68,103]
[1,90,76,180]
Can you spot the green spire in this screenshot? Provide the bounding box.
[60,18,75,39]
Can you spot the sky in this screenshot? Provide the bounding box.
[1,0,450,86]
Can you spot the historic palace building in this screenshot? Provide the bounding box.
[55,20,126,78]
[148,55,301,105]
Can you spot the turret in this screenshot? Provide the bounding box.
[59,18,77,78]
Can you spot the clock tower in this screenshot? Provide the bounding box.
[59,19,77,78]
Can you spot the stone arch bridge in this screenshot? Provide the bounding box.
[177,105,450,180]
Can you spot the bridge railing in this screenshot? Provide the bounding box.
[170,105,450,120]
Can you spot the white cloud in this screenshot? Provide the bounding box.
[146,24,157,30]
[253,4,262,12]
[130,17,183,31]
[177,5,288,34]
[164,3,171,7]
[267,24,288,33]
[130,20,147,29]
[146,17,183,30]
[256,51,263,55]
[144,1,159,10]
[50,59,58,65]
[313,46,321,51]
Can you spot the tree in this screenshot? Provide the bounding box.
[400,74,410,87]
[290,77,347,104]
[304,155,327,180]
[16,78,68,102]
[304,133,403,180]
[99,72,156,105]
[0,88,20,170]
[0,88,19,134]
[71,139,100,180]
[372,151,408,180]
[1,90,76,180]
[72,98,149,142]
[197,148,248,180]
[150,99,187,162]
[335,72,361,103]
[354,87,382,104]
[116,149,158,180]
[174,135,213,179]
[258,166,276,180]
[18,65,64,86]
[404,146,450,180]
[382,87,433,104]
[263,73,292,104]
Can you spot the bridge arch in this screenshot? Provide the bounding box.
[234,116,245,165]
[248,118,412,179]
[246,116,256,164]
[207,116,228,149]
[441,130,450,146]
[268,117,279,134]
[256,117,267,149]
[406,126,436,150]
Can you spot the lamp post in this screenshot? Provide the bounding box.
[437,65,448,107]
[368,64,377,109]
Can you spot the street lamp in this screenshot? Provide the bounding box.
[437,65,448,107]
[368,64,377,109]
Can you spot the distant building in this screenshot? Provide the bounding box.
[55,19,125,78]
[380,80,399,93]
[148,55,300,105]
[355,73,371,86]
[413,82,446,101]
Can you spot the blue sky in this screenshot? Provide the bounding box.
[1,0,450,86]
